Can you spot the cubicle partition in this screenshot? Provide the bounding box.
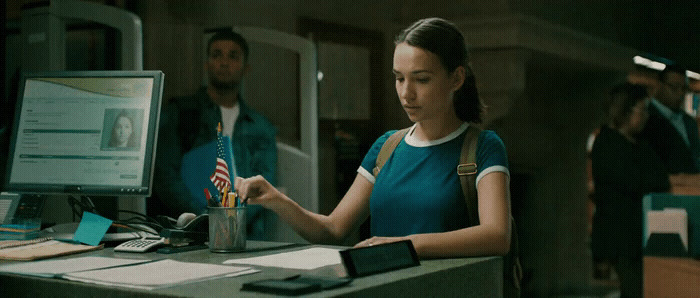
[642,193,700,257]
[642,193,700,297]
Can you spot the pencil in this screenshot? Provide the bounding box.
[222,185,229,207]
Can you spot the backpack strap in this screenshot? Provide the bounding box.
[373,128,410,177]
[458,125,522,296]
[458,125,481,227]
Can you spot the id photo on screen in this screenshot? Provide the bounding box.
[102,108,144,150]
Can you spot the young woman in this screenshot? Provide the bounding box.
[235,17,512,258]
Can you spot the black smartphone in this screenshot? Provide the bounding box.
[241,279,321,295]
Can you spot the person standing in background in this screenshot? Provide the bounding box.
[152,30,277,240]
[641,64,700,174]
[591,82,671,298]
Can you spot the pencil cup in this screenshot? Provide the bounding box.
[207,206,246,252]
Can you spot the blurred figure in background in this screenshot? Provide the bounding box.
[641,64,700,174]
[591,82,671,298]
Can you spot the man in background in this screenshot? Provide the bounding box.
[641,63,700,175]
[151,30,277,240]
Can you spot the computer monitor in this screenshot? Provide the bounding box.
[3,70,164,199]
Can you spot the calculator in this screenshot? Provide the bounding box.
[114,236,165,253]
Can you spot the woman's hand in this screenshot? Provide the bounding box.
[234,175,284,209]
[354,236,411,248]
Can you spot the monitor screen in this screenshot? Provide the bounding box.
[4,71,164,198]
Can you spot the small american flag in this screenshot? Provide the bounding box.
[210,123,233,194]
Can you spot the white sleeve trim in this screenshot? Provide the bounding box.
[357,166,375,184]
[359,164,507,187]
[475,165,510,187]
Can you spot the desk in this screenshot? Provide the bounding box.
[644,256,700,298]
[0,241,503,297]
[672,185,700,196]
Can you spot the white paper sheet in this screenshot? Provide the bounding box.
[225,268,260,277]
[62,259,255,290]
[646,208,688,250]
[0,256,150,278]
[223,247,342,270]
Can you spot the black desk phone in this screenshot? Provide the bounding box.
[114,213,209,253]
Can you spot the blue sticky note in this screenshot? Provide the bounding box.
[73,212,113,246]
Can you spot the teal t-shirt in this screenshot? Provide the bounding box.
[358,123,509,237]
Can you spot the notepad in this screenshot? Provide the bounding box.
[0,237,53,250]
[0,256,149,278]
[0,239,103,261]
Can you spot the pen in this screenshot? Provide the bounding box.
[204,188,215,207]
[212,194,222,207]
[204,188,212,201]
[205,188,222,207]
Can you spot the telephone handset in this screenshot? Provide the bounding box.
[176,213,208,232]
[159,213,209,245]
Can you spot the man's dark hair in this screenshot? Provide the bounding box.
[206,30,250,63]
[659,63,687,82]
